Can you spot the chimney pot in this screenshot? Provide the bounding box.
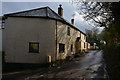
[58,4,63,17]
[71,19,74,25]
[59,4,62,7]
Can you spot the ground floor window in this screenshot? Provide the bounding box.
[29,42,39,53]
[59,43,65,53]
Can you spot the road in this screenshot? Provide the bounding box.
[2,50,107,80]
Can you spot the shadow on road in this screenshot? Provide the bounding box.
[2,50,108,80]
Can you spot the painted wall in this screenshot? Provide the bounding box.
[80,33,86,51]
[87,42,90,49]
[5,17,87,63]
[56,21,80,59]
[5,17,56,64]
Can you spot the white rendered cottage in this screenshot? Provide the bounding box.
[3,5,86,64]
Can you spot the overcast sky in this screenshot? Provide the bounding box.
[2,2,94,33]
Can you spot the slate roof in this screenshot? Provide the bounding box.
[4,7,64,21]
[4,7,86,35]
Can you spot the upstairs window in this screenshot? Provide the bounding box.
[1,19,5,29]
[67,27,70,35]
[29,42,39,53]
[84,35,86,40]
[59,43,65,53]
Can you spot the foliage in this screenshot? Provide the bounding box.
[87,37,100,46]
[103,44,120,80]
[86,27,100,47]
[66,56,73,61]
[101,20,120,45]
[74,51,85,58]
[74,53,81,58]
[74,2,113,28]
[80,51,84,55]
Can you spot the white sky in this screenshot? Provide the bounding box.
[1,2,95,33]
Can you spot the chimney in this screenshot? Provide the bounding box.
[58,4,63,17]
[71,19,74,25]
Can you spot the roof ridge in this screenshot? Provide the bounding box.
[4,7,48,16]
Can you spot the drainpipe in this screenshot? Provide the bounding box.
[55,20,57,61]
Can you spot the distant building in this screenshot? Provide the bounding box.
[86,42,90,50]
[3,5,87,64]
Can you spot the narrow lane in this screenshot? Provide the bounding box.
[25,50,106,80]
[3,50,107,80]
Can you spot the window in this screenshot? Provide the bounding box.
[80,33,81,38]
[71,44,73,52]
[67,27,70,35]
[84,36,86,40]
[29,42,39,53]
[84,42,86,48]
[2,19,5,29]
[59,43,65,53]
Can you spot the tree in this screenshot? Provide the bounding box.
[73,1,120,44]
[86,27,100,46]
[85,29,92,38]
[74,2,113,29]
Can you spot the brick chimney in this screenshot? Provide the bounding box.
[58,4,63,17]
[71,19,74,25]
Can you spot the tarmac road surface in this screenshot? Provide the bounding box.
[2,50,107,80]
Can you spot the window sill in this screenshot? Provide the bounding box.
[59,52,65,54]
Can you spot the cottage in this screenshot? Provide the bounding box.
[3,5,86,64]
[86,42,91,50]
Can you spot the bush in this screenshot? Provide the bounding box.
[103,44,120,80]
[74,53,81,58]
[80,51,84,55]
[66,56,73,61]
